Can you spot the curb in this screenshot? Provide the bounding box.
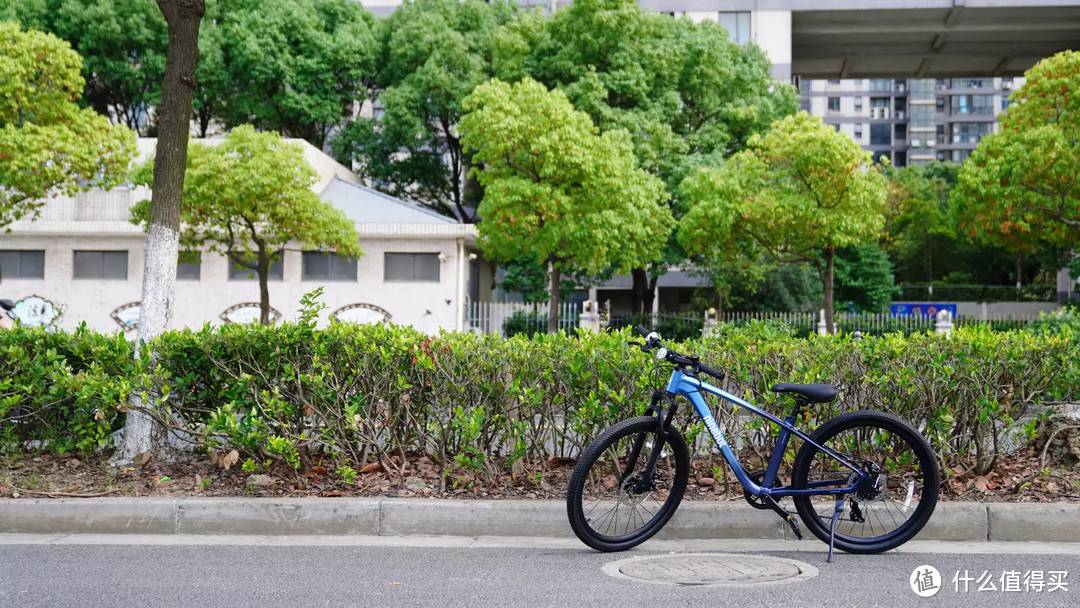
[0,498,1077,542]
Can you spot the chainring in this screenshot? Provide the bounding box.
[744,470,783,510]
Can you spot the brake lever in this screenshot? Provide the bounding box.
[628,341,648,353]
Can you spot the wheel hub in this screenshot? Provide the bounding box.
[853,462,887,501]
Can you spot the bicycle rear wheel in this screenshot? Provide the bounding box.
[791,410,939,554]
[566,416,689,552]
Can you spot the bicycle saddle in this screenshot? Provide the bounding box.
[770,383,837,403]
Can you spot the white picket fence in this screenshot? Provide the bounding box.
[467,300,581,336]
[716,310,1040,335]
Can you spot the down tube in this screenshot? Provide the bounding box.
[683,388,760,493]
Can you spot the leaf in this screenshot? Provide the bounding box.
[140,450,151,467]
[975,475,990,492]
[358,462,382,474]
[220,450,239,470]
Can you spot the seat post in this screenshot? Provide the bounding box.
[787,398,807,422]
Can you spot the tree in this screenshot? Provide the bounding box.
[460,77,672,333]
[332,0,515,221]
[113,0,204,465]
[498,256,576,304]
[201,0,376,148]
[0,21,136,231]
[494,0,798,312]
[678,112,888,333]
[832,246,897,313]
[954,51,1080,271]
[131,126,362,325]
[0,1,169,136]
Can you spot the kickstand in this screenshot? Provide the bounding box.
[827,495,846,563]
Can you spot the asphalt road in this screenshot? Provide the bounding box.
[1,536,1078,608]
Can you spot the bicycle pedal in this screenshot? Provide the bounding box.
[784,513,804,540]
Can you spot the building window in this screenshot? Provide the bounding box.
[717,12,751,45]
[936,97,946,112]
[1002,96,1011,111]
[228,252,283,281]
[871,79,891,92]
[853,79,863,84]
[873,151,891,164]
[384,253,440,282]
[870,123,891,146]
[827,79,841,85]
[854,123,863,139]
[176,251,201,281]
[854,96,863,112]
[827,97,840,112]
[951,122,993,144]
[951,94,994,116]
[73,250,127,280]
[302,252,357,281]
[894,123,907,141]
[0,250,45,279]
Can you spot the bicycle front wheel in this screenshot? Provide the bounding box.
[566,416,689,552]
[791,410,939,554]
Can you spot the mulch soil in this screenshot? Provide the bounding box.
[2,447,1077,503]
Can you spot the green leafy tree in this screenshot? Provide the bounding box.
[460,77,672,333]
[0,21,136,231]
[200,0,376,148]
[0,1,168,136]
[678,112,888,333]
[495,0,798,311]
[131,126,361,324]
[954,51,1080,275]
[498,256,576,304]
[332,0,515,221]
[832,246,897,313]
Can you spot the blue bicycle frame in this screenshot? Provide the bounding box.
[665,369,869,499]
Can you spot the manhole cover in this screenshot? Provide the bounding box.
[603,553,818,587]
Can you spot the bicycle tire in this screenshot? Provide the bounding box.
[791,410,939,554]
[566,416,689,552]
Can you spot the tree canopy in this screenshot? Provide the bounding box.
[493,0,798,310]
[198,0,377,147]
[332,0,516,221]
[678,112,888,332]
[0,0,168,135]
[460,77,671,332]
[0,20,136,231]
[131,125,361,324]
[954,51,1080,263]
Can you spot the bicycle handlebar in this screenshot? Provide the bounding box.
[630,326,725,382]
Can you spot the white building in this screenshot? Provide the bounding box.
[0,139,486,334]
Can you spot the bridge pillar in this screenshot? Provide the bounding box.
[753,10,792,81]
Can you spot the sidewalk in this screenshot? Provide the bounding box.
[2,498,1078,542]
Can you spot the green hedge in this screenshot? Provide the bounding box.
[2,320,1077,483]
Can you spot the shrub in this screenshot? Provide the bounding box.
[0,325,136,453]
[4,319,1077,482]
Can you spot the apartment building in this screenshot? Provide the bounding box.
[801,77,1019,167]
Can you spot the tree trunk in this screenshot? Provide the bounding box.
[823,246,836,335]
[547,262,561,334]
[630,267,648,315]
[1015,252,1023,290]
[258,247,271,326]
[113,0,205,465]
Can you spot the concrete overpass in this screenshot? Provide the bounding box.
[636,1,1080,79]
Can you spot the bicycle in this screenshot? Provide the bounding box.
[566,326,939,561]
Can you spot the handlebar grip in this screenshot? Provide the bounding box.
[634,325,650,337]
[699,363,725,381]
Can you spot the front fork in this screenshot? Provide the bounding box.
[622,391,680,493]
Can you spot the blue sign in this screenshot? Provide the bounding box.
[890,303,957,318]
